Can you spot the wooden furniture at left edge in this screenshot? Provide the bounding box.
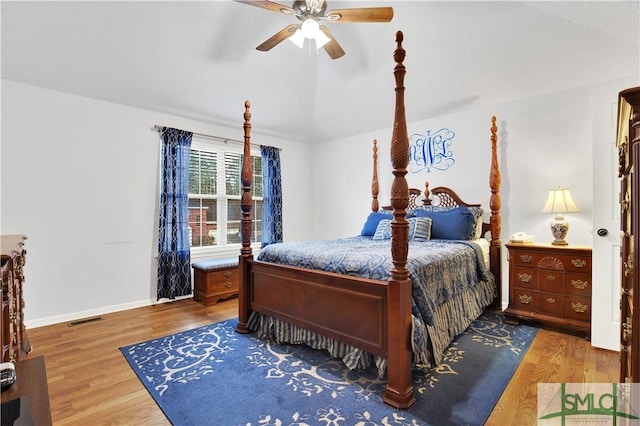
[235,31,502,409]
[618,86,640,383]
[1,355,53,426]
[1,234,30,363]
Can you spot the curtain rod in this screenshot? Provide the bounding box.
[152,125,247,147]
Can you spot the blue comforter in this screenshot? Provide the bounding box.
[256,236,489,327]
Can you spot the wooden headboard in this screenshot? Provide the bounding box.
[372,115,502,309]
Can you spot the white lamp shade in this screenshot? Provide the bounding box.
[542,188,580,214]
[314,28,330,49]
[289,29,305,48]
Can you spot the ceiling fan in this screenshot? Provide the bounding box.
[236,0,394,59]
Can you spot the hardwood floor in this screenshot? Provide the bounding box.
[24,298,618,425]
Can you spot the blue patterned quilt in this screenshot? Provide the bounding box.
[256,236,490,327]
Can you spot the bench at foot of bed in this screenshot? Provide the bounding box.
[192,258,239,305]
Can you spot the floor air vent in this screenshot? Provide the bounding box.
[68,317,104,326]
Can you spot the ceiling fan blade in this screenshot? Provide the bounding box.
[324,7,394,23]
[235,0,296,15]
[319,25,345,59]
[256,24,300,51]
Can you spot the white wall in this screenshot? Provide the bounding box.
[1,80,313,327]
[312,87,596,246]
[311,76,638,315]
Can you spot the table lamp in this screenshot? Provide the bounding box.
[542,187,580,245]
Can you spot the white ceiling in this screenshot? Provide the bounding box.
[2,1,639,144]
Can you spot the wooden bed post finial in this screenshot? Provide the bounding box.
[390,29,409,270]
[488,115,502,308]
[237,100,254,334]
[384,29,416,411]
[241,100,253,256]
[372,139,379,212]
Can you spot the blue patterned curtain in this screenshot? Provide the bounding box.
[158,127,192,300]
[261,146,283,247]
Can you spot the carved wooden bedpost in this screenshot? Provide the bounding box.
[383,30,416,410]
[236,100,254,334]
[371,140,379,212]
[489,116,502,308]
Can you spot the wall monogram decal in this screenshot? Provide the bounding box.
[409,128,456,173]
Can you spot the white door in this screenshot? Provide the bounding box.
[591,88,621,351]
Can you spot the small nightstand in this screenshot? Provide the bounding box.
[504,243,592,337]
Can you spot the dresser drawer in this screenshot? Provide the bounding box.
[513,267,537,290]
[512,251,538,267]
[538,292,564,317]
[553,254,591,273]
[565,273,591,297]
[538,270,564,293]
[565,296,591,322]
[512,289,538,311]
[201,269,238,293]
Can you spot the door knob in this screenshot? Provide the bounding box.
[597,228,608,237]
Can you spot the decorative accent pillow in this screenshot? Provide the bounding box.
[414,206,475,240]
[372,217,431,241]
[362,210,419,237]
[412,217,432,241]
[467,206,485,240]
[372,219,392,240]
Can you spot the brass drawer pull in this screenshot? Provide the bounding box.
[225,281,232,288]
[571,279,588,290]
[623,317,632,341]
[571,302,588,313]
[545,275,556,281]
[624,255,633,277]
[518,273,533,283]
[520,254,533,263]
[546,297,556,303]
[518,294,533,304]
[224,271,233,278]
[571,259,587,268]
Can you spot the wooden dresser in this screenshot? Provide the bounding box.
[504,243,592,337]
[1,234,30,362]
[618,87,640,383]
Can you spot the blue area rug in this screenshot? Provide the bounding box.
[120,311,536,426]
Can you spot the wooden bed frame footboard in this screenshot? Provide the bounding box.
[236,31,501,410]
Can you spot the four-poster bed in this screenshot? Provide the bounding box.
[235,31,502,409]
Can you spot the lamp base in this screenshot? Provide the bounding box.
[550,218,569,246]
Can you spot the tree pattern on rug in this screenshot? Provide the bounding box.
[121,312,537,426]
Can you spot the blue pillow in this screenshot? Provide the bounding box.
[414,206,474,240]
[361,212,392,236]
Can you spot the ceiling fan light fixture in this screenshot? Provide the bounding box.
[289,28,305,48]
[314,29,330,49]
[300,18,320,39]
[289,19,328,50]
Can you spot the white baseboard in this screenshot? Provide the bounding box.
[25,295,193,329]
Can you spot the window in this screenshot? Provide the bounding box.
[188,139,262,250]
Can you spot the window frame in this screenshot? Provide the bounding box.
[188,137,263,258]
